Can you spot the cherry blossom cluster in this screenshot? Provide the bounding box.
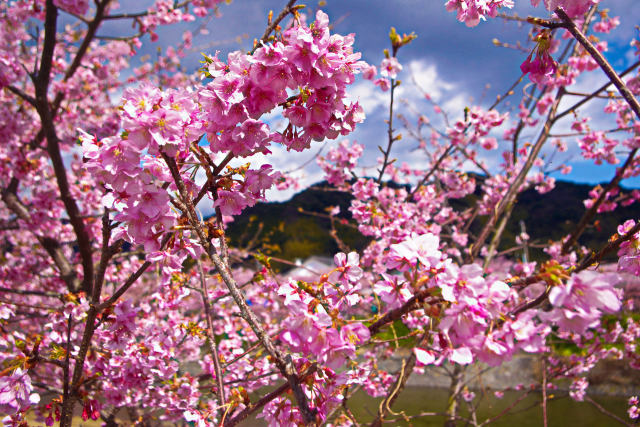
[275,253,369,370]
[446,0,597,27]
[542,270,622,334]
[361,56,403,91]
[0,368,40,416]
[201,11,365,152]
[629,396,640,420]
[617,219,640,275]
[308,3,638,418]
[447,106,508,149]
[317,139,364,186]
[521,29,559,86]
[81,10,365,253]
[445,0,516,27]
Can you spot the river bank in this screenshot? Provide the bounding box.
[379,350,640,397]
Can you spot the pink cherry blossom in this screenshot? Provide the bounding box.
[380,57,403,79]
[333,252,363,282]
[0,368,39,415]
[521,30,557,86]
[387,233,441,271]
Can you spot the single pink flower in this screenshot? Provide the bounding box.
[451,347,473,365]
[414,348,436,366]
[380,57,402,79]
[521,30,557,86]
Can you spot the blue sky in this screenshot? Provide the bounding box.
[98,0,640,199]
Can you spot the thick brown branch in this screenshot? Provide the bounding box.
[36,0,94,296]
[36,0,58,89]
[554,8,640,121]
[224,364,317,427]
[369,289,439,336]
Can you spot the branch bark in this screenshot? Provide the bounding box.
[471,88,563,259]
[36,0,95,296]
[162,152,317,425]
[1,178,78,292]
[554,8,640,121]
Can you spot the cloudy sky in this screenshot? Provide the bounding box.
[99,0,640,200]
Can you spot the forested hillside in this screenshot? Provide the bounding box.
[226,179,640,265]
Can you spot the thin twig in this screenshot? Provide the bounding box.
[162,152,316,424]
[585,396,633,427]
[0,287,60,298]
[410,145,454,198]
[250,0,299,55]
[542,357,548,427]
[555,60,640,121]
[377,70,400,184]
[561,147,637,254]
[478,389,534,426]
[197,260,226,407]
[370,332,428,427]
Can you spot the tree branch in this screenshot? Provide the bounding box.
[224,364,317,427]
[197,260,226,408]
[250,0,299,55]
[161,152,316,424]
[470,87,563,259]
[369,289,440,336]
[1,178,78,292]
[36,0,94,296]
[5,85,36,106]
[555,60,640,121]
[370,333,427,427]
[561,147,637,254]
[554,8,640,121]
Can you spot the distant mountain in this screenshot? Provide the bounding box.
[463,179,640,261]
[225,183,367,265]
[225,179,640,267]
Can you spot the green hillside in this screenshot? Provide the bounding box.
[225,180,640,267]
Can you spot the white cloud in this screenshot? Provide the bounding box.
[347,79,389,114]
[409,60,455,102]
